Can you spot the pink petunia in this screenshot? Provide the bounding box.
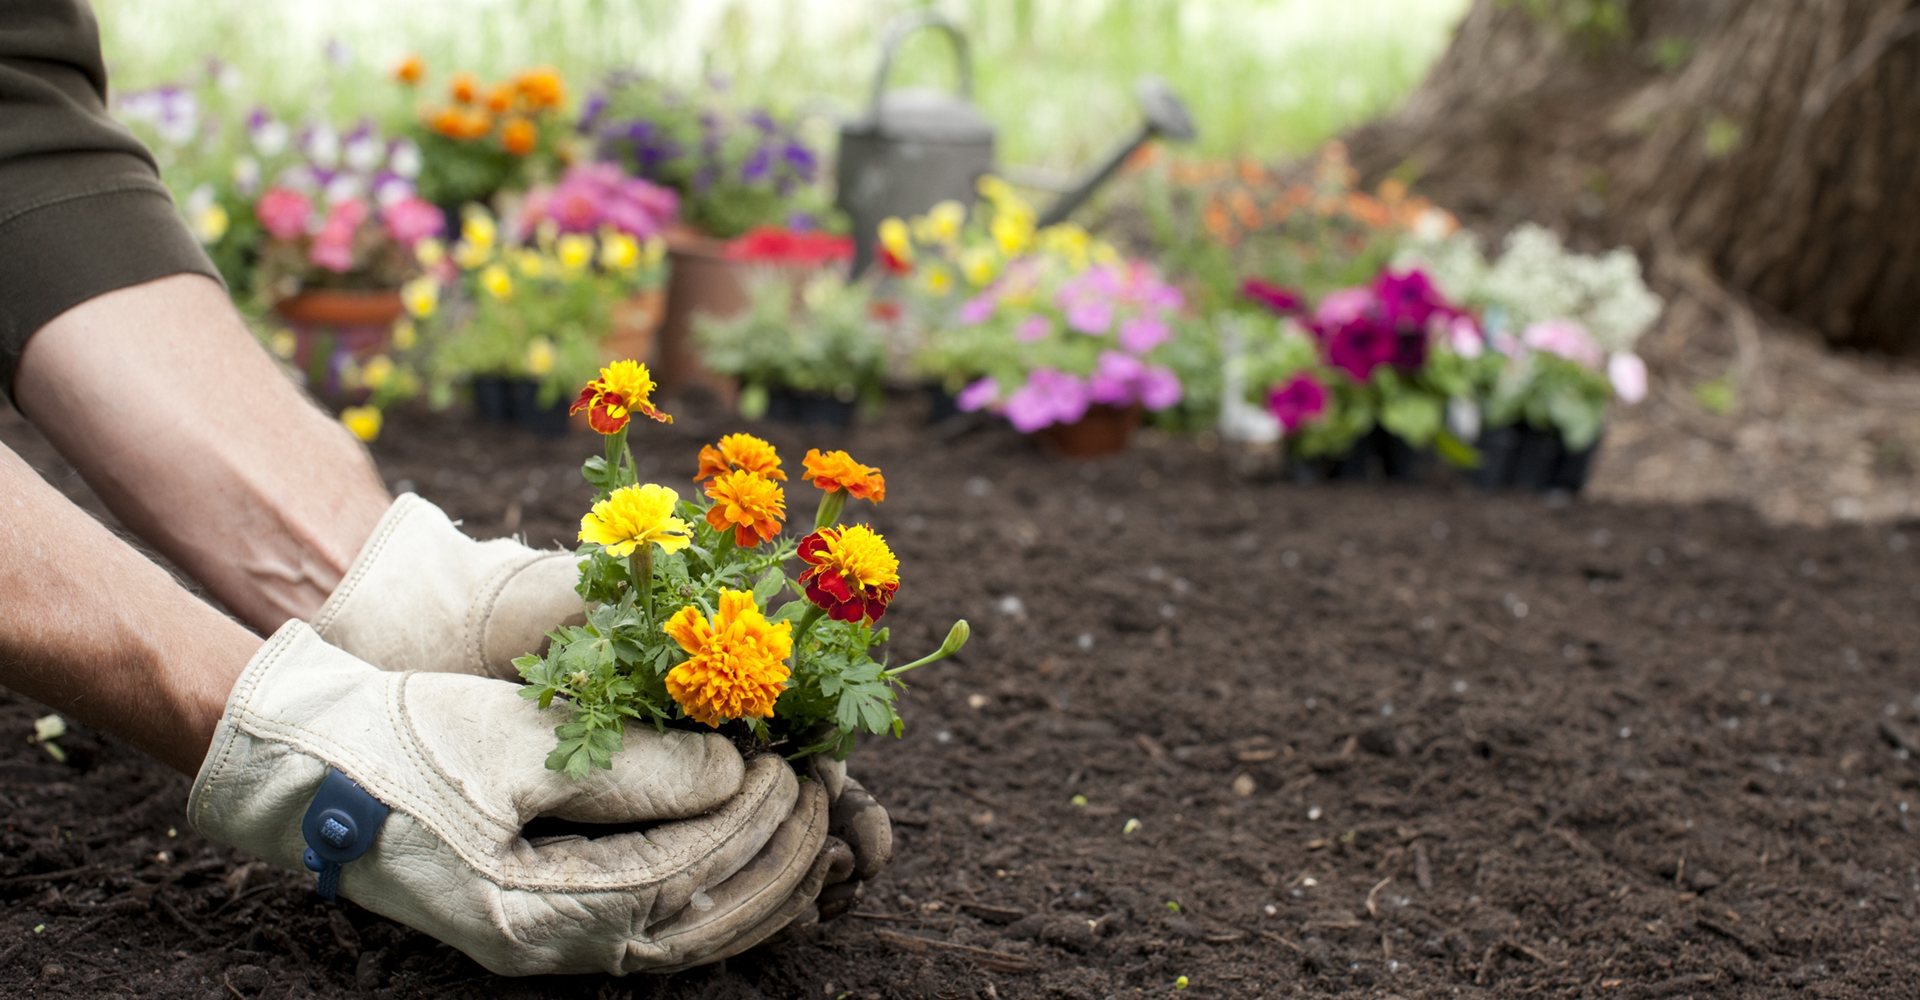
[957,294,997,326]
[380,196,444,246]
[1014,315,1053,343]
[255,187,312,241]
[1117,315,1170,354]
[1064,298,1113,335]
[1522,319,1605,369]
[1608,352,1648,403]
[1004,369,1090,433]
[955,376,1002,412]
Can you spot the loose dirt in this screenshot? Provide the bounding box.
[4,399,1920,999]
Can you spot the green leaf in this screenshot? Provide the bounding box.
[752,569,786,606]
[1434,429,1482,469]
[771,599,808,624]
[1378,392,1443,447]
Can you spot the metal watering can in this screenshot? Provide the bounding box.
[836,11,1196,275]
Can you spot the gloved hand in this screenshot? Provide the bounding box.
[191,621,834,976]
[313,494,895,909]
[312,493,583,680]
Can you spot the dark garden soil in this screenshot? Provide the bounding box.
[5,398,1920,999]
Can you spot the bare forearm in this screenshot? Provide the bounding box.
[0,442,258,774]
[13,274,391,632]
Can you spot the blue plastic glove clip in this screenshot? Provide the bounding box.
[300,769,391,902]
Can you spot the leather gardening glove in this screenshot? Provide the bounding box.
[313,493,583,680]
[190,620,836,976]
[807,755,893,921]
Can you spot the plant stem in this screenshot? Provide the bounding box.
[790,604,826,652]
[603,426,630,489]
[631,545,654,627]
[886,619,971,677]
[814,488,847,530]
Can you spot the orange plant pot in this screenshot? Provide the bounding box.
[273,288,406,329]
[656,226,745,406]
[1031,405,1141,458]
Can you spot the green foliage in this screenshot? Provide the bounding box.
[1485,353,1615,450]
[1693,373,1738,416]
[1506,0,1631,51]
[696,272,890,410]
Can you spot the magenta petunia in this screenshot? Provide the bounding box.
[1240,278,1302,315]
[1265,373,1330,432]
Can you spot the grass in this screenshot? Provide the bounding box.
[94,0,1467,169]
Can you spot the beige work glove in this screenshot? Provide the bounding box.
[312,493,583,680]
[809,756,893,920]
[190,621,835,976]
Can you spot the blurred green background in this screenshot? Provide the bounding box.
[95,0,1468,170]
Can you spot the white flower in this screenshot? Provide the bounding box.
[388,139,422,179]
[1608,352,1648,403]
[323,172,365,206]
[250,119,290,158]
[343,132,383,173]
[304,122,340,169]
[232,156,261,194]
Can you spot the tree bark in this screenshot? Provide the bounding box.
[1347,0,1920,355]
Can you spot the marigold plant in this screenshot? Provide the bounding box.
[516,364,968,775]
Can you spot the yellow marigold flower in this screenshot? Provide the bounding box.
[556,233,593,272]
[802,448,885,502]
[361,354,395,389]
[991,211,1033,257]
[695,433,786,483]
[390,318,418,350]
[598,230,639,271]
[578,483,690,557]
[452,240,490,270]
[797,524,900,624]
[526,338,555,376]
[462,212,497,251]
[663,590,792,727]
[414,237,445,268]
[877,217,913,268]
[480,264,512,299]
[960,246,999,286]
[704,469,785,547]
[340,406,382,442]
[571,359,670,433]
[401,276,439,318]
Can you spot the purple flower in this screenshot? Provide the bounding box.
[1065,298,1114,335]
[740,146,772,184]
[786,211,816,233]
[782,142,817,180]
[1324,321,1400,381]
[1117,315,1170,354]
[578,94,609,133]
[748,110,777,134]
[1004,369,1091,433]
[955,377,1001,412]
[957,295,997,326]
[1265,374,1330,432]
[1373,268,1450,331]
[1014,315,1052,343]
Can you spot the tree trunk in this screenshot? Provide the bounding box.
[1347,0,1920,355]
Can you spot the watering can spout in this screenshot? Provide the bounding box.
[1036,76,1195,229]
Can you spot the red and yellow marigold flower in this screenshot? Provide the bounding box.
[802,449,885,502]
[797,524,900,624]
[663,590,792,727]
[696,433,787,484]
[571,360,671,434]
[578,483,690,557]
[704,470,785,547]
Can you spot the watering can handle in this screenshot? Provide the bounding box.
[867,10,974,115]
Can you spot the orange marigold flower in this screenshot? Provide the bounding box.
[797,524,900,624]
[429,107,492,141]
[663,589,792,727]
[513,67,567,110]
[695,433,787,483]
[704,470,785,547]
[801,448,885,502]
[393,54,425,85]
[501,116,536,156]
[448,71,480,105]
[483,83,514,115]
[570,359,671,434]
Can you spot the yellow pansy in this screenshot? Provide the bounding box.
[598,231,639,271]
[340,406,382,442]
[526,338,555,376]
[960,246,999,286]
[361,354,395,389]
[401,277,439,318]
[479,264,512,299]
[390,318,418,350]
[461,212,496,251]
[556,234,593,272]
[414,237,445,268]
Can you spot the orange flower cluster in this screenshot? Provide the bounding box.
[704,469,786,547]
[802,449,885,502]
[417,64,567,156]
[1174,142,1455,249]
[663,590,792,727]
[696,433,787,483]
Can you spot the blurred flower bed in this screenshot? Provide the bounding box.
[116,49,1658,483]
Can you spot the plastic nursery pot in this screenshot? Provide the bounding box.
[1032,405,1141,458]
[657,226,745,407]
[1286,427,1425,484]
[1473,425,1602,493]
[469,376,570,438]
[763,386,857,428]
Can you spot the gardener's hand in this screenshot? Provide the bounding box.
[191,621,834,976]
[808,755,893,920]
[314,494,583,680]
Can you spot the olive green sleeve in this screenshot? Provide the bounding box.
[0,0,220,402]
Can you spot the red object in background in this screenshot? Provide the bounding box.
[877,244,912,275]
[867,299,903,322]
[722,226,854,266]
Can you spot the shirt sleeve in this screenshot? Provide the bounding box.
[0,0,220,402]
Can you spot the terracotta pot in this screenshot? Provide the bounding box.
[657,226,745,405]
[273,288,406,329]
[1032,405,1141,458]
[605,286,667,366]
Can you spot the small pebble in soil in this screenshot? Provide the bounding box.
[965,476,993,497]
[1105,505,1125,524]
[1122,818,1142,835]
[1648,547,1666,565]
[995,595,1025,617]
[1452,680,1468,693]
[1076,632,1094,650]
[1147,565,1165,581]
[967,694,989,710]
[1282,550,1300,568]
[935,730,951,743]
[1231,774,1256,797]
[1264,904,1278,916]
[1159,603,1176,618]
[1308,806,1323,821]
[1619,727,1632,739]
[1418,616,1436,630]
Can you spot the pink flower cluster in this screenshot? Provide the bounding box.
[518,162,679,240]
[253,186,443,274]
